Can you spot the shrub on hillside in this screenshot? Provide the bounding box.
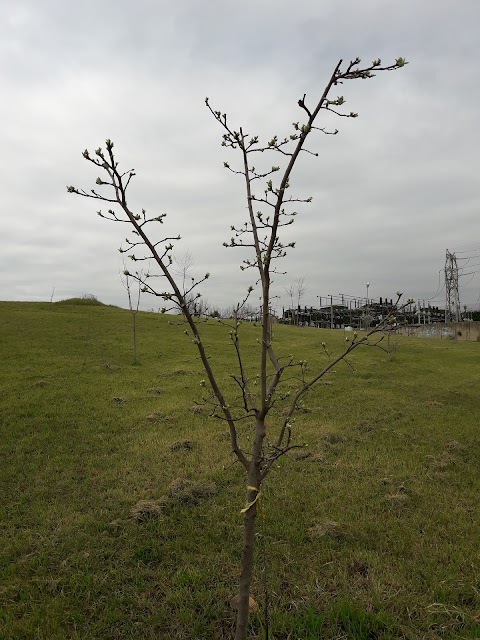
[55,294,105,306]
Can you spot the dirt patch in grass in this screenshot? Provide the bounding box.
[170,440,195,452]
[348,559,370,578]
[167,478,217,505]
[147,387,163,395]
[321,432,345,446]
[131,478,216,521]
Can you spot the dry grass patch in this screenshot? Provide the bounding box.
[293,450,312,461]
[308,520,347,540]
[131,478,216,520]
[145,411,173,423]
[172,368,193,376]
[385,492,410,505]
[290,447,328,463]
[310,452,328,464]
[354,421,376,433]
[445,440,466,452]
[190,404,205,415]
[146,387,162,394]
[131,499,168,522]
[426,454,456,473]
[101,361,120,370]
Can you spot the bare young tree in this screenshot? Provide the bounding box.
[295,277,307,311]
[173,253,211,316]
[174,252,197,315]
[285,277,308,325]
[120,260,146,364]
[68,56,407,640]
[284,283,296,325]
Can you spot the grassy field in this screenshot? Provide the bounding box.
[1,300,479,639]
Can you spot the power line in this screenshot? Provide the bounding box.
[425,268,445,301]
[458,272,478,288]
[459,263,480,271]
[452,247,480,254]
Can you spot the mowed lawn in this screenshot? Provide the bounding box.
[1,300,479,639]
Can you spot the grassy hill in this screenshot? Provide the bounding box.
[1,301,479,639]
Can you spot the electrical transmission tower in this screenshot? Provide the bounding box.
[445,249,461,322]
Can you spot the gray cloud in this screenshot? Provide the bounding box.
[1,0,479,313]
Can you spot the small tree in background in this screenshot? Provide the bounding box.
[120,261,146,364]
[68,56,407,640]
[294,277,307,320]
[284,283,296,324]
[284,277,307,325]
[173,252,201,315]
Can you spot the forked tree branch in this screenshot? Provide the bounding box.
[68,143,248,469]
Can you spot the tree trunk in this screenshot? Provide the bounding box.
[132,313,137,364]
[235,418,265,640]
[235,491,258,640]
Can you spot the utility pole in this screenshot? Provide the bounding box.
[445,250,461,322]
[365,282,370,330]
[316,296,322,328]
[330,295,334,329]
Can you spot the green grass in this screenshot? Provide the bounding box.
[1,301,479,639]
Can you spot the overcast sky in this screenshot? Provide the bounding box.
[2,0,479,313]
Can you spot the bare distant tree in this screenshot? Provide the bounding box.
[193,296,210,317]
[174,252,210,316]
[120,260,146,364]
[295,276,307,309]
[174,252,194,295]
[222,302,259,321]
[284,277,307,325]
[284,283,296,324]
